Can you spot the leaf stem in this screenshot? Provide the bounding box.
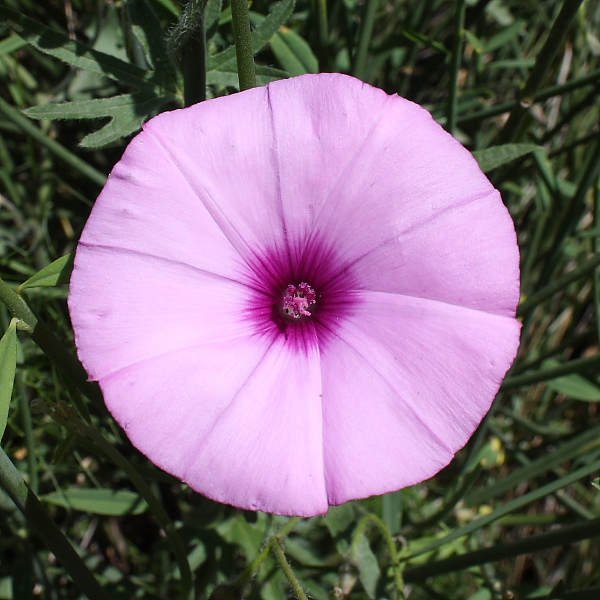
[404,518,600,581]
[0,446,111,600]
[230,0,256,90]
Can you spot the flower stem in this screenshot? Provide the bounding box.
[0,446,111,600]
[230,0,256,90]
[272,537,309,600]
[446,0,466,136]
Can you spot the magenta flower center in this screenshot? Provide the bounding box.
[282,282,316,320]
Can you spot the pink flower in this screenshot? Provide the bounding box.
[69,73,521,517]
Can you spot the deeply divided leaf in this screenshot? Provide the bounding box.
[25,92,176,148]
[0,6,151,89]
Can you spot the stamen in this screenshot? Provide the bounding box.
[282,283,316,319]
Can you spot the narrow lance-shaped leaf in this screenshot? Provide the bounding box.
[542,359,600,402]
[19,253,74,291]
[0,320,18,441]
[473,144,540,173]
[268,26,319,76]
[41,488,149,516]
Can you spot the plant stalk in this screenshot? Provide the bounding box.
[230,0,256,90]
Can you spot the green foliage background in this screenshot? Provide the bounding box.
[1,0,600,599]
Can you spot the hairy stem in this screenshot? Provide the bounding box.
[230,0,256,90]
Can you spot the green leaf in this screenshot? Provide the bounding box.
[473,143,540,172]
[463,29,483,53]
[542,359,600,401]
[352,534,381,599]
[0,320,18,441]
[325,503,357,537]
[206,0,224,43]
[0,34,27,57]
[126,0,177,90]
[269,26,318,76]
[18,253,74,291]
[216,515,264,558]
[400,28,449,54]
[41,488,149,516]
[25,92,176,148]
[0,6,151,89]
[149,0,180,18]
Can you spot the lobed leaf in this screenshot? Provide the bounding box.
[0,6,152,89]
[25,92,176,148]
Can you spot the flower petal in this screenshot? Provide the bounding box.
[344,192,519,316]
[301,84,517,309]
[101,331,328,517]
[321,291,520,505]
[79,130,242,278]
[141,86,287,263]
[69,244,258,381]
[263,74,390,264]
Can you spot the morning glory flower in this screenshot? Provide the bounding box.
[69,73,521,517]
